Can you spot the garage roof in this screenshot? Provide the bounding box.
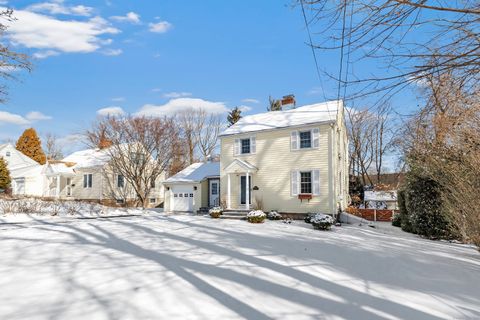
[165,162,220,184]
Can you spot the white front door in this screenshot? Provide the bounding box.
[209,179,220,207]
[171,185,194,212]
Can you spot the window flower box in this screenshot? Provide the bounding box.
[298,194,312,202]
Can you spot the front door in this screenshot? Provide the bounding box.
[240,175,252,205]
[209,179,220,207]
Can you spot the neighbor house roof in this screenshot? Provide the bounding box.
[0,143,40,169]
[220,100,342,136]
[62,148,111,169]
[165,162,220,184]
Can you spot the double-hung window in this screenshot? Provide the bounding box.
[299,131,312,149]
[235,136,256,156]
[117,175,125,188]
[300,171,312,194]
[241,138,251,154]
[83,174,93,188]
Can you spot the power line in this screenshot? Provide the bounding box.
[300,0,327,102]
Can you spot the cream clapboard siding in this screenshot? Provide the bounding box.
[221,123,334,214]
[71,167,104,200]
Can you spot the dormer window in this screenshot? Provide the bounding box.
[241,138,251,154]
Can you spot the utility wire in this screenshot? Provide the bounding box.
[300,0,327,102]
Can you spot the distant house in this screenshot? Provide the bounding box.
[0,143,44,196]
[219,100,349,215]
[364,190,398,210]
[163,162,220,212]
[61,147,165,207]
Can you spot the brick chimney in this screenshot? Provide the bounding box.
[281,94,296,110]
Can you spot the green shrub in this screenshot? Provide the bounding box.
[209,207,223,219]
[247,210,266,223]
[311,214,334,230]
[404,173,457,239]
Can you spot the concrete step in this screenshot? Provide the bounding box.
[219,215,246,220]
[222,211,249,216]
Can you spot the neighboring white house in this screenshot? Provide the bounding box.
[364,190,398,210]
[219,100,349,216]
[163,162,220,213]
[62,147,165,207]
[0,143,45,196]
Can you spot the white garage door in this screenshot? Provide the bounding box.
[171,185,194,212]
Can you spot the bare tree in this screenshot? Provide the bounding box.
[177,110,201,165]
[0,9,31,102]
[301,1,480,99]
[347,103,395,185]
[86,116,177,207]
[267,96,282,111]
[194,111,223,161]
[44,133,63,161]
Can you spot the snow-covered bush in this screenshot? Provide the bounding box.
[311,214,334,230]
[267,210,282,220]
[304,213,316,224]
[247,210,266,223]
[209,207,223,218]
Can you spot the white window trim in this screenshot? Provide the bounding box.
[234,136,256,156]
[83,174,93,189]
[291,128,320,151]
[291,169,321,197]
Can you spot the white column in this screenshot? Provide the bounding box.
[56,175,61,198]
[227,174,231,209]
[246,172,250,210]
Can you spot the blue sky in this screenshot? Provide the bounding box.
[0,0,417,156]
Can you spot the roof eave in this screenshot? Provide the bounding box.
[219,119,336,137]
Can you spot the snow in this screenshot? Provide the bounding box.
[220,100,341,136]
[62,148,111,169]
[165,162,220,183]
[247,210,266,217]
[0,214,479,320]
[364,190,397,202]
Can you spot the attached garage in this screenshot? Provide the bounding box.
[163,162,220,213]
[170,185,195,212]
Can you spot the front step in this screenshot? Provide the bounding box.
[219,209,250,220]
[219,215,246,220]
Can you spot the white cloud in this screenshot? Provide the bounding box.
[136,98,228,117]
[163,92,192,99]
[0,111,30,125]
[102,48,122,56]
[97,106,126,117]
[149,21,172,33]
[111,12,140,24]
[33,50,60,59]
[5,9,120,54]
[111,97,125,102]
[238,105,252,113]
[26,1,94,17]
[242,98,259,104]
[26,111,52,121]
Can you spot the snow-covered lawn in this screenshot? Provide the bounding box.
[0,214,479,320]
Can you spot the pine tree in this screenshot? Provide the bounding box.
[16,128,47,165]
[0,157,11,191]
[227,107,242,127]
[268,96,282,111]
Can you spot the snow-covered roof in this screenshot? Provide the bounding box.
[9,164,43,179]
[0,143,40,169]
[165,162,220,184]
[44,163,76,176]
[62,148,111,169]
[364,191,397,202]
[220,100,342,136]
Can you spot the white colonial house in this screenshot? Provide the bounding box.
[219,100,349,215]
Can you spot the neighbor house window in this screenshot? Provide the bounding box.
[299,131,312,149]
[130,152,145,165]
[149,198,156,204]
[300,171,312,194]
[241,138,251,154]
[116,199,125,205]
[117,175,125,188]
[83,174,93,188]
[5,151,10,157]
[150,179,156,188]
